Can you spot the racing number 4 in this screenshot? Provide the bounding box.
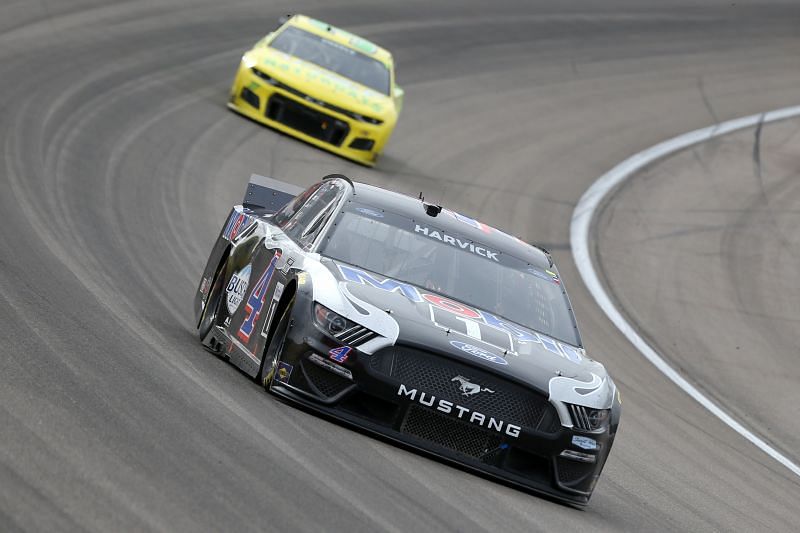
[238,252,282,343]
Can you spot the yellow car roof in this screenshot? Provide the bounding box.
[287,15,393,68]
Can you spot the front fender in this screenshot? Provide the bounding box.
[194,206,261,326]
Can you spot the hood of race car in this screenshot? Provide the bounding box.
[321,260,611,400]
[244,46,395,120]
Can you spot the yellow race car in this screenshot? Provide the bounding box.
[228,14,403,166]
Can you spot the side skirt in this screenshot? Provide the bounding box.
[202,325,261,378]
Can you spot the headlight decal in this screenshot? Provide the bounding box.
[313,303,376,345]
[567,403,610,432]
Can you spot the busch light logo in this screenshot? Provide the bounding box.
[449,340,507,365]
[226,264,252,314]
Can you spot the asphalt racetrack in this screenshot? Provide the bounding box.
[1,1,799,531]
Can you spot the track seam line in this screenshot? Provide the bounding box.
[570,104,800,479]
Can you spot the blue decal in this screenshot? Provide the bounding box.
[223,211,255,241]
[478,311,538,343]
[329,346,352,363]
[338,265,423,302]
[238,252,281,342]
[536,333,562,355]
[572,435,598,451]
[559,343,583,363]
[355,207,384,218]
[449,340,508,365]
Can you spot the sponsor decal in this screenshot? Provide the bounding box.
[478,311,538,343]
[572,435,598,451]
[338,264,422,302]
[280,257,295,275]
[413,224,500,262]
[225,264,252,314]
[397,384,521,438]
[238,252,282,343]
[446,211,493,234]
[558,343,583,364]
[276,362,293,384]
[261,282,284,338]
[309,353,353,380]
[349,36,378,55]
[423,294,481,320]
[200,276,211,295]
[545,269,561,285]
[428,305,516,356]
[355,207,384,218]
[446,210,529,247]
[222,212,255,241]
[261,53,384,113]
[340,265,583,363]
[451,376,495,397]
[329,346,352,363]
[450,340,507,365]
[530,268,555,284]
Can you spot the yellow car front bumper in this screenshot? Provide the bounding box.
[228,62,395,166]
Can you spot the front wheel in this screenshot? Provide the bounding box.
[257,301,294,390]
[198,267,226,342]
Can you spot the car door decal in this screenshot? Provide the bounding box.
[238,251,282,343]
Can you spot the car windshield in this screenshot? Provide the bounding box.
[320,203,580,345]
[270,26,390,95]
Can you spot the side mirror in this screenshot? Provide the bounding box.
[393,85,404,113]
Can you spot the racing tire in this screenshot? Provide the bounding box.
[198,266,226,342]
[258,299,294,390]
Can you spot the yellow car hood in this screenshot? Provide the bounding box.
[252,47,394,118]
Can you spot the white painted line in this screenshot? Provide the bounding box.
[570,104,800,478]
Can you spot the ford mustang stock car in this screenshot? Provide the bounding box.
[228,14,402,166]
[194,173,621,504]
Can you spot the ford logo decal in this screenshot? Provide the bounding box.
[449,340,508,365]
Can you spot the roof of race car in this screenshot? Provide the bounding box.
[287,15,393,67]
[349,181,553,269]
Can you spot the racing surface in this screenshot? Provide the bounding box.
[1,0,799,531]
[596,117,800,477]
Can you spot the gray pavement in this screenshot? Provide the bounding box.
[596,117,800,480]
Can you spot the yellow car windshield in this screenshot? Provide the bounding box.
[270,26,390,95]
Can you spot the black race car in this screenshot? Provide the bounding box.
[194,173,621,504]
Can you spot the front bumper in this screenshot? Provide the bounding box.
[228,61,395,167]
[271,308,615,505]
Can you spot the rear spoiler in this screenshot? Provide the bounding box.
[243,174,304,213]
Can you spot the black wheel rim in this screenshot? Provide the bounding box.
[262,307,291,387]
[198,270,225,340]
